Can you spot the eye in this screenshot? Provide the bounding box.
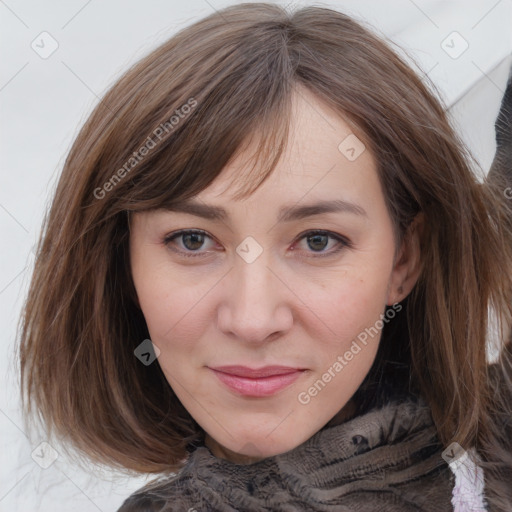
[163,229,216,257]
[163,229,351,259]
[292,230,351,258]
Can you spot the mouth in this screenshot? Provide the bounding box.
[208,365,307,397]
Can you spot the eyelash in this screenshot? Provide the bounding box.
[162,229,351,259]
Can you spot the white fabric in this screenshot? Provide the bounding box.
[449,447,487,511]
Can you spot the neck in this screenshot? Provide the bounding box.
[203,398,357,464]
[204,433,265,464]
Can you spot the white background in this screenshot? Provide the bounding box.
[1,0,511,510]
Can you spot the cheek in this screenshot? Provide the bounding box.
[298,274,389,408]
[315,266,390,342]
[131,250,213,345]
[140,285,210,348]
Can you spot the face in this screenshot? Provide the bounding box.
[129,86,422,464]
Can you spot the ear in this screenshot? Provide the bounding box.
[386,212,424,305]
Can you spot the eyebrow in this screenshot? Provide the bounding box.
[163,198,367,222]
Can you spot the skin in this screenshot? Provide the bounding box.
[129,86,424,464]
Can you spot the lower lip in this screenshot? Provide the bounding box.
[210,369,304,397]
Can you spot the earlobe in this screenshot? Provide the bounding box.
[386,212,424,305]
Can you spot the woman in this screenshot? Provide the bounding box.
[18,3,512,511]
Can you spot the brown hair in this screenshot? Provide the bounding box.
[17,3,512,509]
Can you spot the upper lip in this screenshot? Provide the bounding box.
[210,365,305,378]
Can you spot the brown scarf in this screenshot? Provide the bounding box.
[118,395,455,511]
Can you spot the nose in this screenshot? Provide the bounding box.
[216,251,293,344]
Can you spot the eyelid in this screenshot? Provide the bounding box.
[292,229,352,258]
[162,229,351,258]
[163,229,217,257]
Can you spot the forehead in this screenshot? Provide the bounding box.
[195,87,379,209]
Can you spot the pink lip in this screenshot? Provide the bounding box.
[209,365,306,397]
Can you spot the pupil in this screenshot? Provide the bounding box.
[308,234,328,251]
[183,233,204,250]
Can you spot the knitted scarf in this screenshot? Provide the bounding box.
[117,395,457,511]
